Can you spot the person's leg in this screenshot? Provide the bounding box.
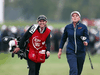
[66,53,78,75]
[27,59,36,75]
[77,52,86,75]
[35,63,41,75]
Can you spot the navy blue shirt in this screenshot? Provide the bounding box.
[59,22,89,53]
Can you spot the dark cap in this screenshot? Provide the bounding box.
[37,15,47,21]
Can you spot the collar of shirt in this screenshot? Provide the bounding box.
[72,21,80,28]
[39,27,45,34]
[72,21,80,25]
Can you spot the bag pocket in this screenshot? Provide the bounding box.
[37,50,46,63]
[28,50,37,62]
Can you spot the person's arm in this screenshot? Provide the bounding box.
[46,33,50,57]
[13,25,34,53]
[19,28,32,49]
[46,34,50,51]
[59,27,68,51]
[83,26,89,46]
[58,26,68,59]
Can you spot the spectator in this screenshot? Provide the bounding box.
[1,25,9,52]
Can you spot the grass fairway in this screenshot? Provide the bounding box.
[0,52,100,75]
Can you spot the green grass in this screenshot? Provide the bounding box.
[0,52,100,75]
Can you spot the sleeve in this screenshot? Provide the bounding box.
[59,26,68,49]
[46,33,50,52]
[19,25,33,49]
[83,26,89,43]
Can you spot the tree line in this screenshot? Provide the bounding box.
[5,0,100,21]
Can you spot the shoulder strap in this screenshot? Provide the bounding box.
[29,24,39,34]
[18,24,39,50]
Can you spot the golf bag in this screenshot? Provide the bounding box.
[2,36,49,60]
[2,36,28,60]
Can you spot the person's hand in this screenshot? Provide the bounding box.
[13,47,20,54]
[58,48,62,59]
[83,41,88,46]
[46,51,50,57]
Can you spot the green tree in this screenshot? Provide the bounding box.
[61,0,100,21]
[5,0,100,21]
[12,0,57,20]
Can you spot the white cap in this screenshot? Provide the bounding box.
[71,11,81,17]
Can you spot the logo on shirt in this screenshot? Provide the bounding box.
[32,36,45,50]
[78,27,82,29]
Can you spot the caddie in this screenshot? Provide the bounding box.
[13,15,51,75]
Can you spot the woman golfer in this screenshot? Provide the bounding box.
[58,11,89,75]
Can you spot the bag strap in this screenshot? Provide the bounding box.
[29,24,39,34]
